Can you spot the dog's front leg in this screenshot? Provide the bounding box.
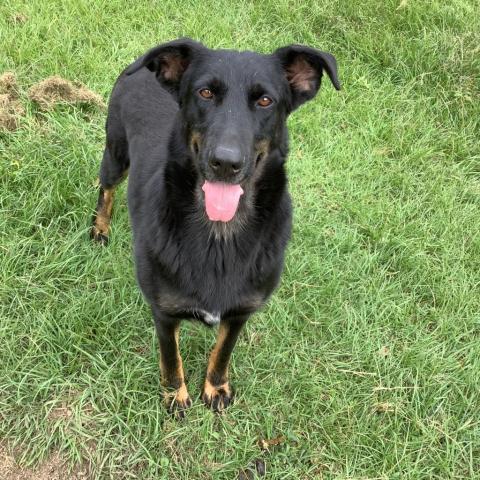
[202,316,248,412]
[153,310,191,418]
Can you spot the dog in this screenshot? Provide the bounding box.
[91,38,340,416]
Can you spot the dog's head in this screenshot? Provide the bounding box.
[126,38,340,222]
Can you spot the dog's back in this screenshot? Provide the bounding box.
[105,68,178,218]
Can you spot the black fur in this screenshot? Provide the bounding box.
[94,38,339,411]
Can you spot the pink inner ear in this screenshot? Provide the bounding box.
[286,56,316,92]
[160,53,189,82]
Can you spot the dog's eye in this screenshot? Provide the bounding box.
[257,96,273,107]
[199,88,214,99]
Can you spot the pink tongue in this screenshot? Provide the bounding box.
[202,181,244,222]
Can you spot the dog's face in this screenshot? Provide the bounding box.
[126,39,340,222]
[181,49,291,185]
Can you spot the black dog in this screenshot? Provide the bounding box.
[91,38,339,416]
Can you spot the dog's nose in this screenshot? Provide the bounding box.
[209,145,243,178]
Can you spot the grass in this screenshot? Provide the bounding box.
[1,0,479,478]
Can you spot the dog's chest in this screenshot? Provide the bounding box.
[195,309,221,325]
[148,208,280,320]
[156,288,257,324]
[155,263,264,323]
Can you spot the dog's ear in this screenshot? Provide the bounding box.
[273,45,340,111]
[125,38,205,95]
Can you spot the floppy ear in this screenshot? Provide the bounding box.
[125,38,205,95]
[274,45,340,111]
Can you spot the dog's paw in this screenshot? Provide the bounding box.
[202,379,233,412]
[90,225,109,245]
[164,384,192,419]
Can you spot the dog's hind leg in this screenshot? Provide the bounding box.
[202,316,248,412]
[91,123,129,245]
[153,310,192,419]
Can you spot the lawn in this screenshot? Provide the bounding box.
[1,0,479,478]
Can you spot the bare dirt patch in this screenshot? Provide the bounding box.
[0,72,25,131]
[0,443,90,480]
[45,391,95,428]
[28,76,105,111]
[47,405,74,422]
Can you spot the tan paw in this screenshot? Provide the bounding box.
[90,224,109,245]
[164,383,192,419]
[202,379,233,412]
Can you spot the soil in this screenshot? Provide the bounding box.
[0,72,25,131]
[28,76,105,110]
[0,443,89,480]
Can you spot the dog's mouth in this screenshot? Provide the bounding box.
[191,135,269,223]
[198,151,268,223]
[201,181,244,222]
[192,140,245,223]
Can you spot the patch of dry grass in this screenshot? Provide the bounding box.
[28,76,105,110]
[0,72,24,131]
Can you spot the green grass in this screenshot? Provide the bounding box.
[1,0,480,478]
